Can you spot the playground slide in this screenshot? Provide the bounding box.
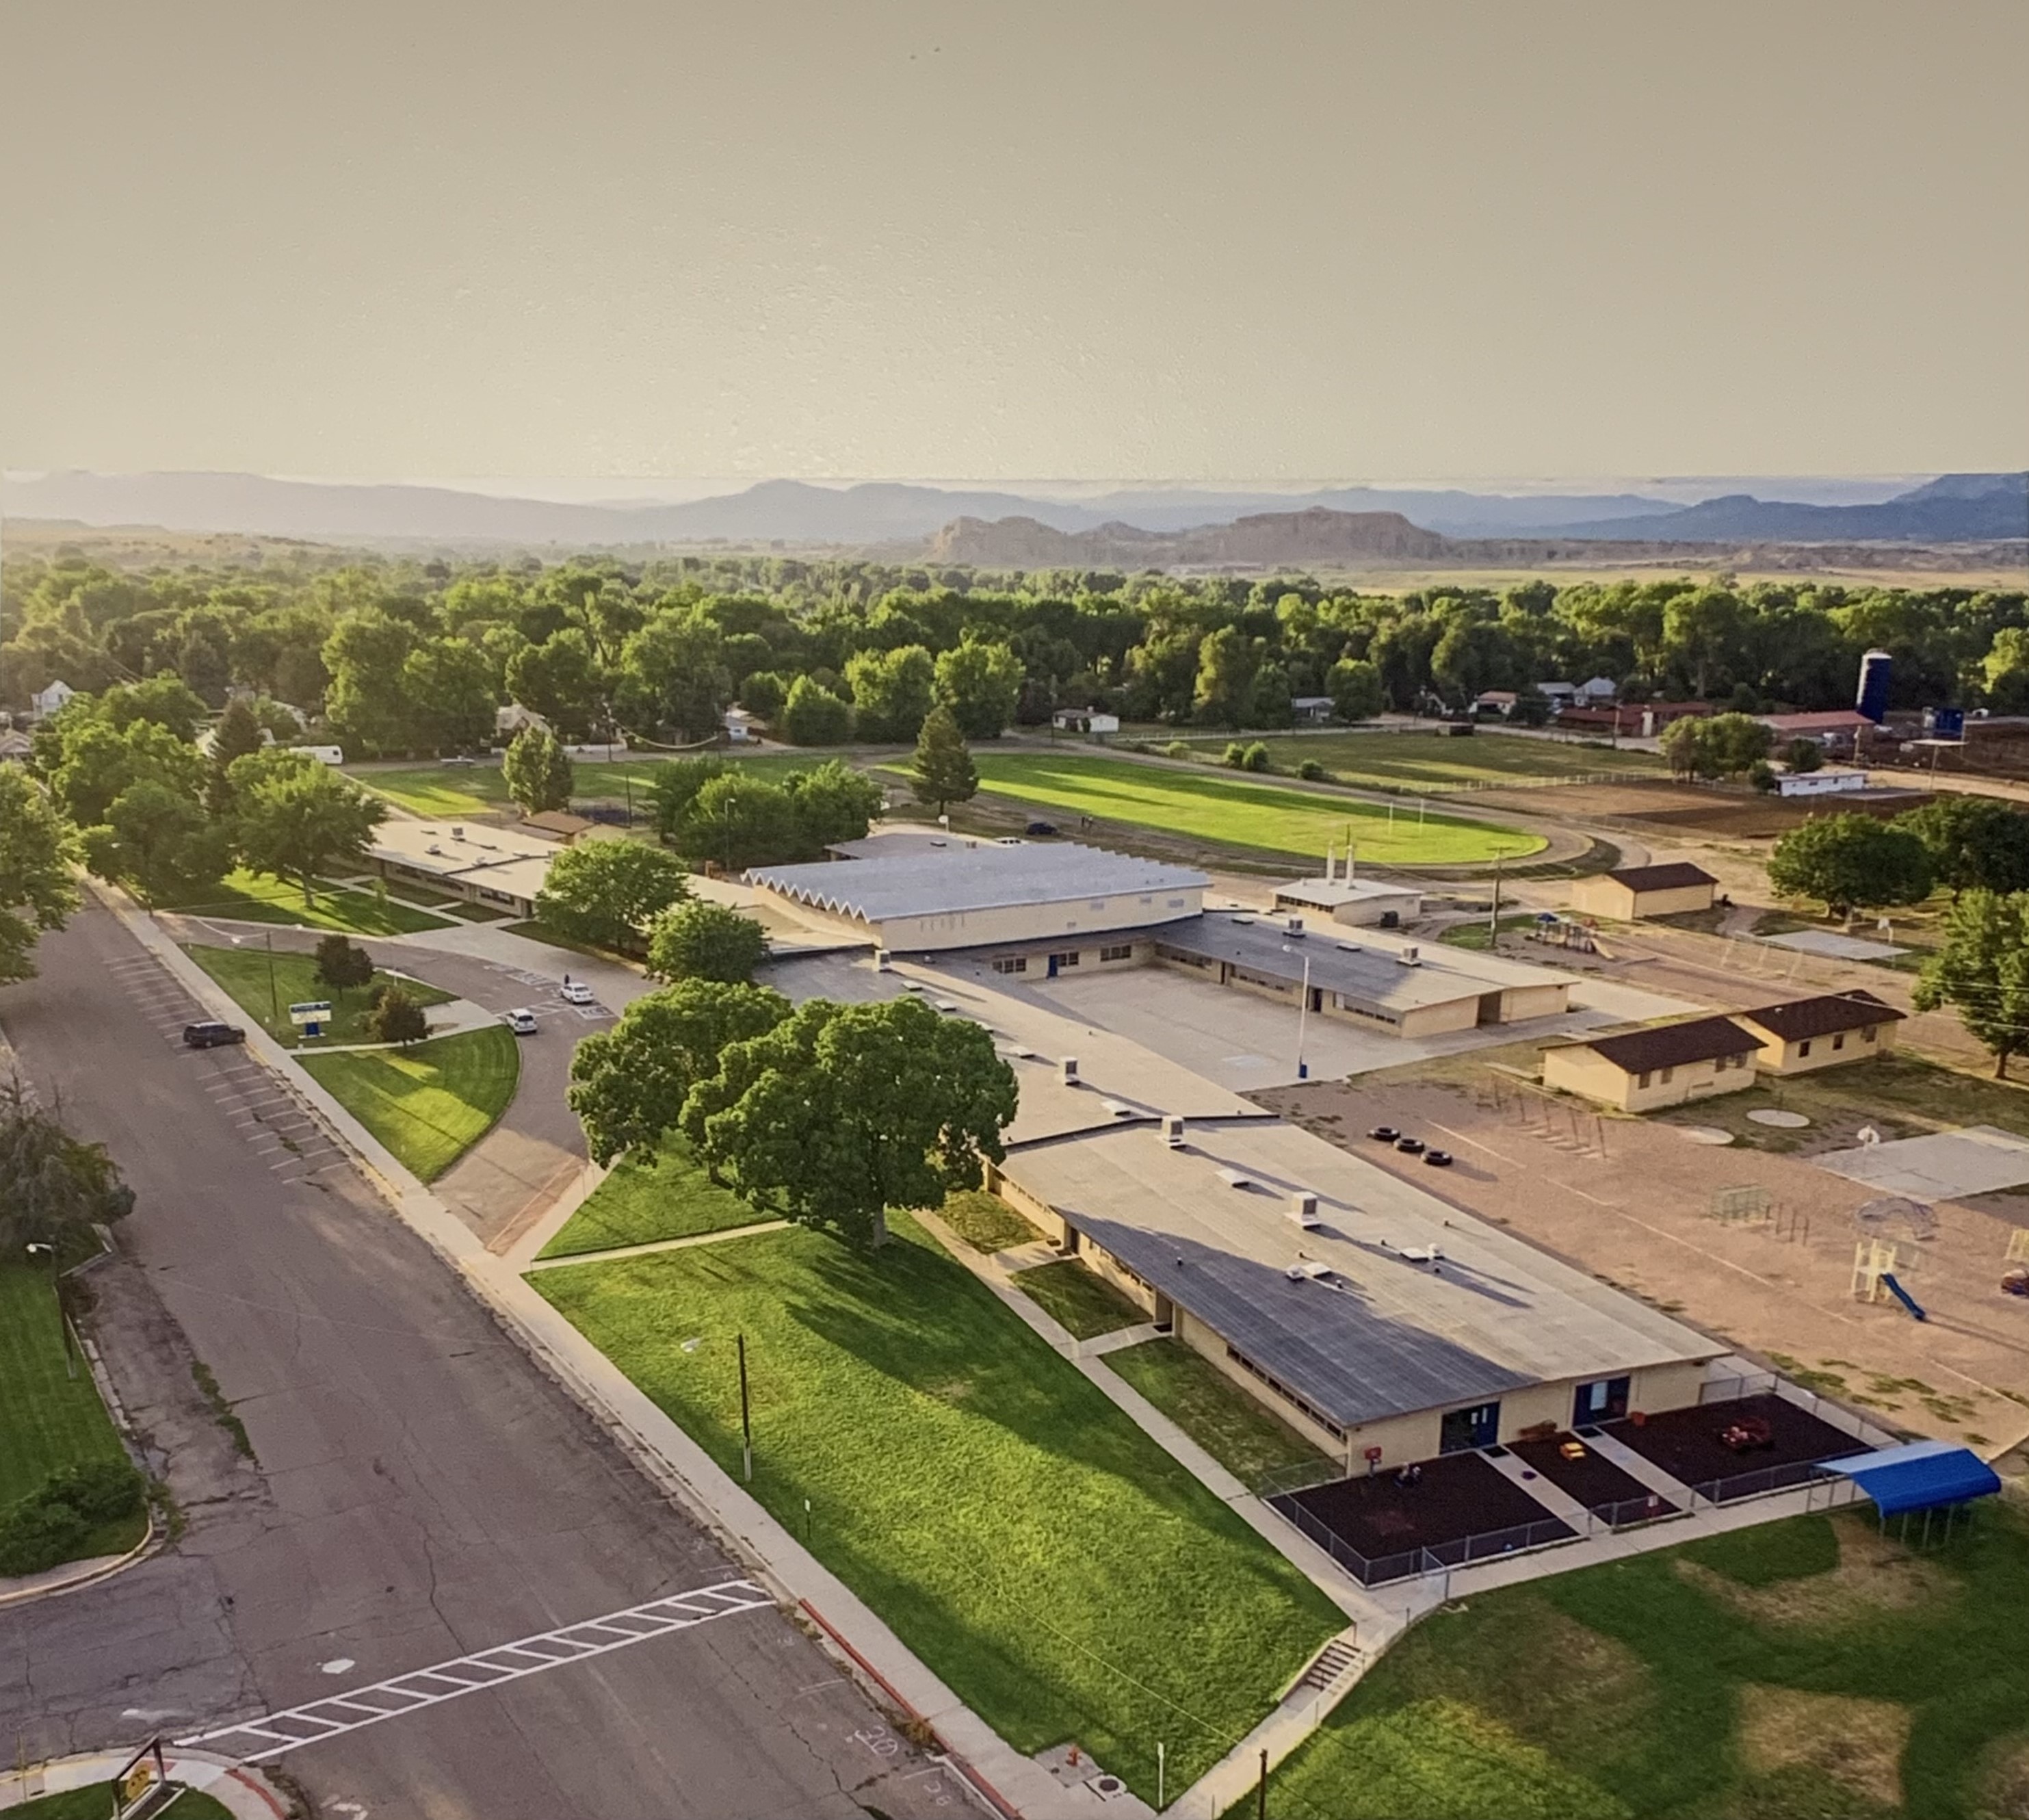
[1880,1273,1928,1321]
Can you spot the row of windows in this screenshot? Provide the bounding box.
[991,956,1027,975]
[1099,943,1134,963]
[1799,1027,1874,1057]
[1226,1345,1347,1440]
[1636,1050,1748,1090]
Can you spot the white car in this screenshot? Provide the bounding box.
[559,982,596,1006]
[503,1008,538,1035]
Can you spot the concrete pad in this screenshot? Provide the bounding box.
[1816,1125,2029,1199]
[1763,931,1906,961]
[1749,1109,1811,1128]
[1565,978,1705,1022]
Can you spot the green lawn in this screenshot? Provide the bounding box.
[184,944,454,1046]
[302,1026,519,1180]
[1246,1502,2029,1820]
[1102,1338,1332,1487]
[968,753,1544,866]
[538,1136,770,1259]
[1438,913,1544,952]
[1175,731,1667,790]
[936,1188,1043,1255]
[157,868,452,935]
[6,1784,231,1820]
[0,1267,129,1509]
[357,752,814,820]
[1010,1259,1147,1340]
[533,1218,1341,1797]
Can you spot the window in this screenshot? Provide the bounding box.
[1833,1033,1846,1051]
[1099,944,1133,963]
[1637,1071,1652,1089]
[991,956,1027,975]
[1799,1039,1813,1057]
[1050,950,1080,969]
[1660,1067,1674,1084]
[1863,1025,1877,1043]
[1225,1347,1346,1440]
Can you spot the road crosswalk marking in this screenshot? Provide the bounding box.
[176,1579,776,1763]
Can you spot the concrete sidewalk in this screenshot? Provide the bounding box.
[111,893,1093,1820]
[0,1749,289,1819]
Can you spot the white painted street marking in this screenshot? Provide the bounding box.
[177,1579,774,1763]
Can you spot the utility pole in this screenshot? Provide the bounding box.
[737,1332,753,1483]
[265,929,280,1029]
[1257,1747,1268,1820]
[1489,852,1504,944]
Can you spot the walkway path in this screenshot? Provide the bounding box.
[523,1219,791,1271]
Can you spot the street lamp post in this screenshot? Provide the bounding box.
[26,1241,76,1379]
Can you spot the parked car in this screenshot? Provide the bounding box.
[182,1020,246,1050]
[1024,820,1060,837]
[559,982,596,1006]
[1423,1149,1454,1169]
[503,1009,539,1035]
[1368,1126,1400,1142]
[1394,1136,1426,1155]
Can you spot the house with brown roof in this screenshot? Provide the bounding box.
[1542,1015,1762,1111]
[1732,991,1904,1076]
[1569,861,1718,922]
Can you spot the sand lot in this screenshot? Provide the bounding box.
[1267,1069,2029,1457]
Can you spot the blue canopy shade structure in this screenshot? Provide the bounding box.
[1825,1440,2002,1518]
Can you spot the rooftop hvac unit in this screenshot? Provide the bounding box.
[875,950,892,971]
[1060,1057,1080,1084]
[1289,1191,1321,1229]
[1285,1260,1333,1282]
[1395,945,1422,967]
[1160,1114,1186,1147]
[450,825,464,840]
[1216,1166,1255,1189]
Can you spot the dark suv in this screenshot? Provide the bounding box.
[183,1020,246,1049]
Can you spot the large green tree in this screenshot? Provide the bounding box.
[1767,812,1933,918]
[1893,795,2029,898]
[49,719,208,829]
[646,899,769,984]
[1325,658,1385,723]
[911,705,977,816]
[0,1077,135,1253]
[322,609,418,755]
[783,761,884,850]
[402,637,498,754]
[1659,712,1773,780]
[229,749,387,905]
[534,839,689,954]
[1913,889,2029,1078]
[567,979,790,1165]
[501,725,575,814]
[0,769,81,985]
[934,639,1024,740]
[617,614,731,740]
[81,779,232,907]
[778,675,855,745]
[681,996,1019,1248]
[845,645,935,744]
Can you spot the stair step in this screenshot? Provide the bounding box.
[1298,1640,1361,1689]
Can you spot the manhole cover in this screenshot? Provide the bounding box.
[1088,1775,1127,1799]
[1748,1108,1810,1128]
[1680,1126,1735,1146]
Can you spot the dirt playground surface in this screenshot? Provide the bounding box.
[1267,1071,2029,1457]
[1281,1449,1574,1571]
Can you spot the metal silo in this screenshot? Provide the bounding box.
[1855,649,1893,723]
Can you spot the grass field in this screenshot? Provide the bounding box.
[538,1136,770,1258]
[533,1218,1341,1797]
[1010,1259,1147,1340]
[6,1785,232,1820]
[159,868,452,935]
[302,1026,519,1180]
[1174,731,1668,792]
[0,1267,130,1511]
[935,1188,1043,1254]
[969,753,1545,865]
[184,944,453,1045]
[356,751,815,820]
[1246,1502,2029,1820]
[1103,1338,1331,1487]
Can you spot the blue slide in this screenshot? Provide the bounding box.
[1880,1273,1927,1321]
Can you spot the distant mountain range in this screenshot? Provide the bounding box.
[4,469,2023,552]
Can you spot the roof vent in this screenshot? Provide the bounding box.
[1160,1114,1186,1147]
[1290,1191,1321,1229]
[1396,945,1422,967]
[1101,1097,1134,1118]
[1217,1166,1255,1189]
[451,825,465,840]
[1060,1057,1080,1084]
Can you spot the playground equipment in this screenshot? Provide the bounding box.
[1853,1195,1938,1244]
[1880,1273,1928,1321]
[2002,1267,2028,1299]
[1711,1185,1773,1226]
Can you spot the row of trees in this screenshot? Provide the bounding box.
[10,549,2027,757]
[568,983,1018,1247]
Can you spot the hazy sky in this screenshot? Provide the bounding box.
[4,1,2024,485]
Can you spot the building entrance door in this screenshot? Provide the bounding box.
[1573,1376,1631,1427]
[1439,1402,1501,1453]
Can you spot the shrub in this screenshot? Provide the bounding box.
[1222,742,1248,768]
[1749,760,1777,792]
[1241,742,1271,772]
[0,1459,145,1576]
[1164,740,1194,760]
[1298,759,1326,781]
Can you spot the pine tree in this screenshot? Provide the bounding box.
[911,706,977,816]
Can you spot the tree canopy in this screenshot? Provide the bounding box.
[534,838,689,954]
[0,768,81,985]
[0,1077,135,1253]
[501,724,575,814]
[1766,812,1934,918]
[646,899,769,984]
[1913,889,2029,1078]
[228,749,387,905]
[1892,795,2029,898]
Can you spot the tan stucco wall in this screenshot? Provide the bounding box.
[1569,878,1713,920]
[1544,1045,1754,1111]
[1394,996,1482,1039]
[1747,1020,1900,1075]
[1632,1359,1709,1416]
[1500,982,1573,1023]
[1173,1309,1354,1464]
[985,1169,1067,1245]
[1542,1045,1636,1109]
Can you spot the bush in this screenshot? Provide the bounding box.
[1749,760,1777,792]
[1164,740,1194,760]
[1241,742,1270,772]
[0,1459,145,1576]
[367,987,430,1045]
[1298,759,1326,781]
[1222,742,1247,768]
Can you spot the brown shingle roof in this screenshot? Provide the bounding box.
[1735,991,1904,1043]
[1603,862,1717,894]
[1582,1015,1762,1076]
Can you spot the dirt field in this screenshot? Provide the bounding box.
[1267,1065,2029,1459]
[1476,779,1935,842]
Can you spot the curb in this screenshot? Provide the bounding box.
[0,1509,159,1612]
[0,1748,291,1820]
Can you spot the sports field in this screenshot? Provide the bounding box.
[1247,1504,2029,1820]
[302,1026,520,1180]
[532,1217,1341,1798]
[1175,731,1666,791]
[356,752,812,820]
[972,753,1544,864]
[184,943,453,1045]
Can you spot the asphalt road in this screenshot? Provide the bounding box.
[1,907,956,1820]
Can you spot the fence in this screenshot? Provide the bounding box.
[1585,1492,1684,1533]
[1267,1496,1576,1588]
[1256,1456,1354,1501]
[1698,1371,1902,1451]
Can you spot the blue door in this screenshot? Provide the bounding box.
[1440,1402,1501,1453]
[1573,1377,1631,1427]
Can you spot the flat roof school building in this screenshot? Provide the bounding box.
[978,1039,1718,1471]
[365,818,560,917]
